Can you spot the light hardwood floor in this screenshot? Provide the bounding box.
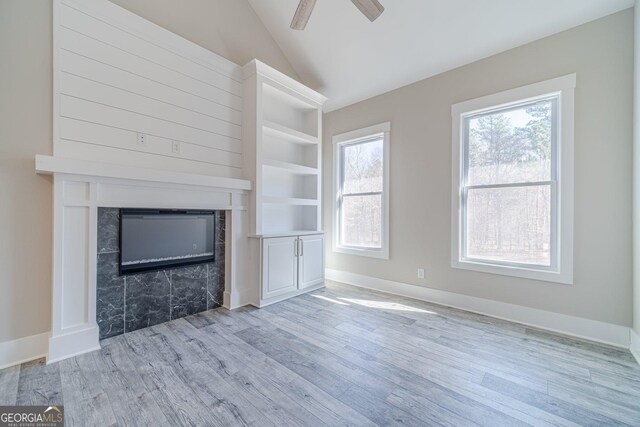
[1,281,639,426]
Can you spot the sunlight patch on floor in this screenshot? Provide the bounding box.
[336,297,436,314]
[311,294,350,305]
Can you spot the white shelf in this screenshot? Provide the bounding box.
[263,120,318,145]
[249,230,325,239]
[262,196,319,206]
[262,159,318,175]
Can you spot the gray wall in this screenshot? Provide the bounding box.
[323,10,634,327]
[0,0,53,344]
[0,0,295,344]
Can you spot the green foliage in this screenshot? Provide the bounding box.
[522,103,552,161]
[469,102,552,168]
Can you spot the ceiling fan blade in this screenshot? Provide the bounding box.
[350,0,384,22]
[290,0,317,30]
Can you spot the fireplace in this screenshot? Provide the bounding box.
[119,209,215,275]
[97,208,226,340]
[37,155,253,363]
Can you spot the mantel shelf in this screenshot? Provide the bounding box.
[262,196,319,206]
[263,120,318,145]
[262,159,318,175]
[35,155,252,191]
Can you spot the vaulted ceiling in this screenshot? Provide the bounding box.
[247,0,634,111]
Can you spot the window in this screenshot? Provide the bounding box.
[333,122,390,259]
[451,75,575,284]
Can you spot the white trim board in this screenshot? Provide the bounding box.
[0,333,49,370]
[325,269,631,349]
[631,329,640,365]
[47,326,101,365]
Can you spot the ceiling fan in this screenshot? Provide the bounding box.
[290,0,385,30]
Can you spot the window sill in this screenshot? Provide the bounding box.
[333,245,389,260]
[452,259,572,285]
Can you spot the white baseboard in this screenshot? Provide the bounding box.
[631,328,640,364]
[47,326,100,364]
[0,332,49,370]
[254,283,326,308]
[224,285,257,310]
[326,269,631,349]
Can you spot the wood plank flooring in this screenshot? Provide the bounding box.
[1,281,639,426]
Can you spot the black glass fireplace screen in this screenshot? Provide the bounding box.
[119,209,215,275]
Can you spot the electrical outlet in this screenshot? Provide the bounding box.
[417,268,425,279]
[137,133,146,146]
[172,140,181,154]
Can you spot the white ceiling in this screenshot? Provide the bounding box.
[247,0,633,112]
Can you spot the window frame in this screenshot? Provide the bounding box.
[333,122,390,259]
[451,75,575,284]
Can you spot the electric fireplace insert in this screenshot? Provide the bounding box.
[119,208,215,275]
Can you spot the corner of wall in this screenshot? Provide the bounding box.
[631,328,640,365]
[633,0,640,348]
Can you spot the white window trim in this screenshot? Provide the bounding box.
[451,75,575,284]
[333,122,390,259]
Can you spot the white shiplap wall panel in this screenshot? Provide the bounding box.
[59,118,242,168]
[59,73,241,139]
[58,28,242,111]
[59,4,243,96]
[58,49,242,125]
[60,0,243,79]
[54,0,244,178]
[55,140,241,179]
[60,96,242,153]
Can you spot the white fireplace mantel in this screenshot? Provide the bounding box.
[35,155,252,192]
[36,155,255,363]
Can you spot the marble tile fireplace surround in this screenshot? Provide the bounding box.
[96,208,226,340]
[36,155,253,363]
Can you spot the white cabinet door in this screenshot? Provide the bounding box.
[298,234,324,289]
[262,236,298,300]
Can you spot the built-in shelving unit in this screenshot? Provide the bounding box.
[243,60,327,236]
[243,60,327,307]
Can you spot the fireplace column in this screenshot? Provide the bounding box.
[48,175,100,363]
